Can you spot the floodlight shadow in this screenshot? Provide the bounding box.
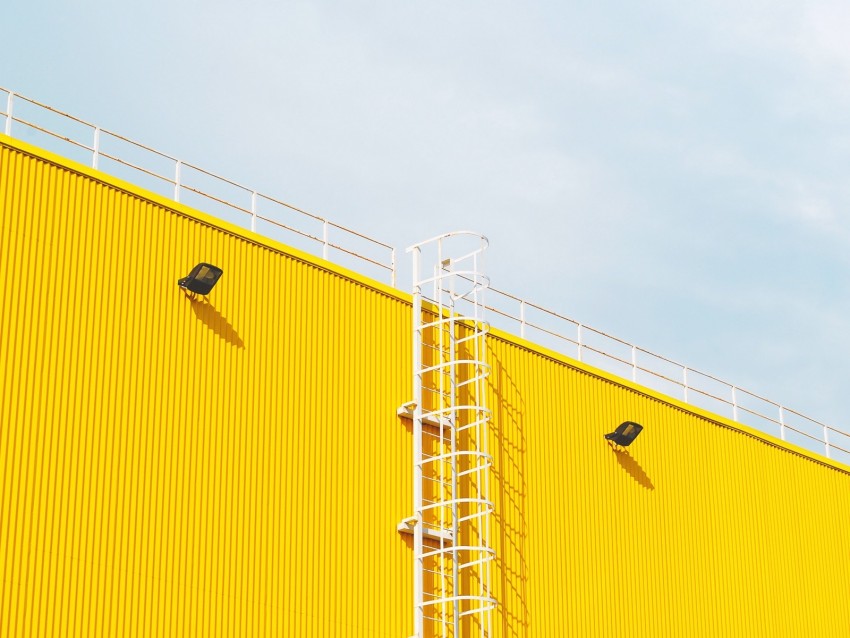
[189,298,244,349]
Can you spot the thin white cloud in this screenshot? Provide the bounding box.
[796,3,850,75]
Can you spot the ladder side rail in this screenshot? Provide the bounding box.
[474,243,493,638]
[411,245,425,638]
[438,243,454,636]
[446,259,462,636]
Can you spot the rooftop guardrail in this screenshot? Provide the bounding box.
[0,88,397,285]
[3,86,847,466]
[472,286,850,465]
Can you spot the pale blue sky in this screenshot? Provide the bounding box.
[5,1,850,437]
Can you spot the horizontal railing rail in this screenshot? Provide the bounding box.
[467,285,850,465]
[4,85,847,467]
[0,87,397,285]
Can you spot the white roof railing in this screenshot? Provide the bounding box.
[3,86,847,466]
[0,87,397,285]
[464,285,850,465]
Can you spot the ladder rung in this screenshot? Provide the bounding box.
[422,476,452,488]
[422,615,455,625]
[422,567,454,578]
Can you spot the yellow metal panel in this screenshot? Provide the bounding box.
[4,133,850,637]
[486,336,850,637]
[1,137,414,636]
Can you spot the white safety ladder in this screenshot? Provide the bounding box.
[401,231,497,638]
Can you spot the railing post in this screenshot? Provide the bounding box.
[92,127,101,169]
[391,248,397,287]
[5,91,13,136]
[731,386,739,422]
[174,160,182,202]
[520,300,527,339]
[779,406,786,441]
[683,367,689,402]
[322,220,329,260]
[251,191,258,233]
[631,345,637,382]
[824,426,831,459]
[577,324,583,362]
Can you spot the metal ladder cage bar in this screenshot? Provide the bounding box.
[454,420,490,434]
[419,543,497,561]
[418,450,494,467]
[457,509,492,524]
[417,358,492,376]
[406,232,496,638]
[420,460,493,477]
[416,270,490,293]
[446,251,463,638]
[434,240,455,638]
[420,329,492,356]
[456,465,493,480]
[420,407,492,425]
[419,496,496,513]
[418,562,498,583]
[469,241,492,638]
[420,498,494,525]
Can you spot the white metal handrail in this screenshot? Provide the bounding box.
[0,87,397,285]
[476,284,850,464]
[4,86,846,467]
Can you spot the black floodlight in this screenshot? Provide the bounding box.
[178,263,223,295]
[605,421,643,447]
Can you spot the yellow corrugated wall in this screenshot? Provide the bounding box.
[486,337,850,636]
[0,136,414,636]
[3,134,850,637]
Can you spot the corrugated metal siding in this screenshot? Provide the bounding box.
[0,138,414,637]
[4,134,850,637]
[486,336,850,637]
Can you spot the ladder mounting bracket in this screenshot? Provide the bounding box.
[397,516,455,543]
[397,402,451,431]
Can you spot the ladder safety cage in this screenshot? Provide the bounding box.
[403,231,497,638]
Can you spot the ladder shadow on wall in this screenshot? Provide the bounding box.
[490,354,530,636]
[189,297,245,349]
[609,445,655,490]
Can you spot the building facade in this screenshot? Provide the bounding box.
[2,133,850,636]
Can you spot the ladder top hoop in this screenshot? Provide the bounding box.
[406,230,489,254]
